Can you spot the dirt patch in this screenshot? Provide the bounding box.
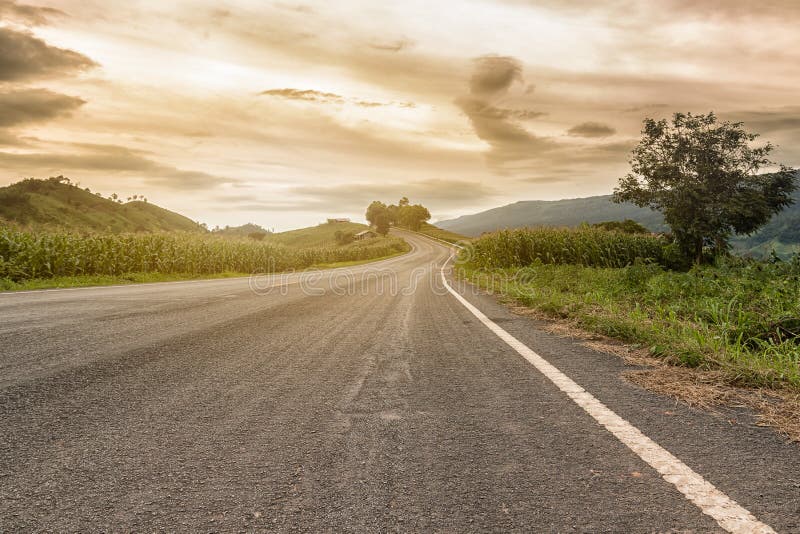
[508,304,800,442]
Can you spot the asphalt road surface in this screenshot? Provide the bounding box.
[1,230,799,532]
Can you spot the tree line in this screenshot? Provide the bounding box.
[365,197,431,235]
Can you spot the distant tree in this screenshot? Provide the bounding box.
[398,203,431,231]
[398,196,410,207]
[110,193,118,202]
[593,219,650,234]
[366,201,387,226]
[614,112,797,263]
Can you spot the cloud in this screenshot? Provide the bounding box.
[288,179,495,210]
[368,38,413,52]
[260,87,415,109]
[469,55,523,96]
[725,107,800,135]
[260,88,345,104]
[456,55,556,171]
[567,122,616,138]
[0,143,235,190]
[0,0,65,26]
[0,88,86,128]
[0,27,97,82]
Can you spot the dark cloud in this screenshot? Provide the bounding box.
[260,88,345,104]
[368,38,413,52]
[567,122,616,138]
[0,88,86,128]
[622,103,669,113]
[289,179,495,210]
[456,56,556,171]
[469,55,523,96]
[0,27,97,82]
[0,143,235,190]
[260,87,414,108]
[725,107,800,135]
[0,0,65,26]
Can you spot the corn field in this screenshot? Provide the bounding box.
[466,227,667,269]
[0,228,408,281]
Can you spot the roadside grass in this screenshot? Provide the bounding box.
[456,257,800,392]
[399,222,470,245]
[0,271,249,291]
[1,244,411,292]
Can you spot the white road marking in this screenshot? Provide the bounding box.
[440,252,776,534]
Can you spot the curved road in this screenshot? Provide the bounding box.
[1,231,798,532]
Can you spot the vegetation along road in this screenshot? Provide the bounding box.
[1,230,798,532]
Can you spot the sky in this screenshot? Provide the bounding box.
[1,0,799,230]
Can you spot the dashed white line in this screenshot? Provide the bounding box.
[440,252,775,534]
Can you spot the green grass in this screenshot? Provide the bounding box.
[0,178,205,233]
[265,221,371,248]
[457,255,800,391]
[0,271,250,291]
[413,222,470,245]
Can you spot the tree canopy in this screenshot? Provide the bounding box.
[365,197,431,234]
[613,112,796,263]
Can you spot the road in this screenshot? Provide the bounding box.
[1,230,798,532]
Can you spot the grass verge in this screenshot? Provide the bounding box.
[456,260,800,391]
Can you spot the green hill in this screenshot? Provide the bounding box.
[437,195,668,237]
[266,221,370,248]
[0,177,205,233]
[212,223,272,237]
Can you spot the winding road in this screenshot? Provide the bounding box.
[1,230,798,532]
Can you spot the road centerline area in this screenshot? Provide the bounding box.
[439,252,776,534]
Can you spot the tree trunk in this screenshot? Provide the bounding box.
[694,238,704,265]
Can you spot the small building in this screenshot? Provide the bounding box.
[354,230,377,240]
[327,217,351,223]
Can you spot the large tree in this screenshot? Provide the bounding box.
[613,112,796,263]
[365,200,390,235]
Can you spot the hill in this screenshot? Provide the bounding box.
[266,221,371,248]
[0,178,206,233]
[437,195,668,236]
[212,223,272,237]
[437,185,800,258]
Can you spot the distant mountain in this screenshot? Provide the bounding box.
[438,186,800,259]
[0,178,206,233]
[437,195,668,236]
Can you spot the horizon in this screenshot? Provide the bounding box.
[2,0,799,231]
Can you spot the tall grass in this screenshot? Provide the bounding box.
[467,227,667,269]
[458,226,800,390]
[0,228,408,281]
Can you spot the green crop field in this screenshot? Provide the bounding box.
[0,227,408,287]
[458,227,800,391]
[412,223,470,245]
